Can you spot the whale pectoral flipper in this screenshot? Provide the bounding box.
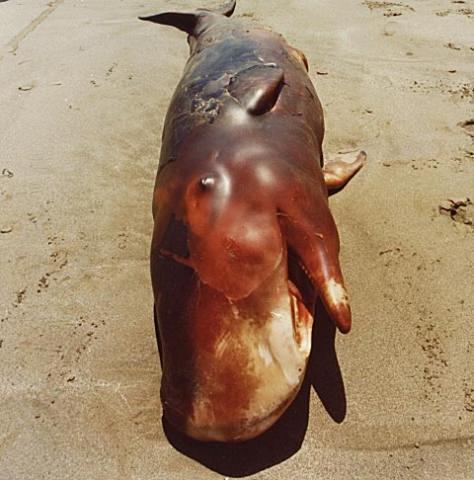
[323,150,366,193]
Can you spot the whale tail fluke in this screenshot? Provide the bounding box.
[139,0,236,35]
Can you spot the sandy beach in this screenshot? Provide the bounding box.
[0,0,473,478]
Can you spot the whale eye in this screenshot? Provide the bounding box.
[199,176,216,191]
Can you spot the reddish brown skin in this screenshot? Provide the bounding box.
[141,1,360,442]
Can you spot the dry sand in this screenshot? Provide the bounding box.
[0,0,473,478]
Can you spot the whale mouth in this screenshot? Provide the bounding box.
[156,242,316,442]
[157,244,315,357]
[287,248,316,355]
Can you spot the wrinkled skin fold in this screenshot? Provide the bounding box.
[141,0,365,442]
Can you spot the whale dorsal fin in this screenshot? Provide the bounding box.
[228,64,285,115]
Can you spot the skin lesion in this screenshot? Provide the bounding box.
[325,278,349,307]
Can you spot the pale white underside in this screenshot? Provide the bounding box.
[187,286,313,440]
